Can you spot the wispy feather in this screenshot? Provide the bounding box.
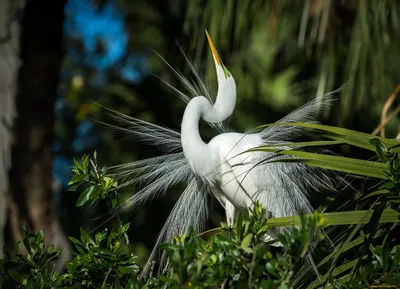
[101,47,349,278]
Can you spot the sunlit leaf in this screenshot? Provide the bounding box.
[76,186,96,207]
[258,122,400,151]
[266,209,399,228]
[248,146,388,179]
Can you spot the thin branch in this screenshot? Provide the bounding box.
[113,206,133,255]
[220,278,227,289]
[372,84,400,136]
[101,267,112,289]
[372,104,400,137]
[198,226,223,237]
[248,252,257,288]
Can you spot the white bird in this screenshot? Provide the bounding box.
[105,31,342,276]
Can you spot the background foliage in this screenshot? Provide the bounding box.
[1,0,400,287]
[53,0,400,262]
[1,140,400,288]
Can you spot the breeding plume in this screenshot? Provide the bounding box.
[107,31,341,275]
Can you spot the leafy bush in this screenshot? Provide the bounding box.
[0,199,330,288]
[2,126,400,288]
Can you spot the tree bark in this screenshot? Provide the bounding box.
[4,0,70,267]
[0,0,19,259]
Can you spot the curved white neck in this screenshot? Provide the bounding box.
[181,97,213,176]
[181,77,236,177]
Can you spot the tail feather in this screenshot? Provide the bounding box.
[259,89,343,142]
[100,106,182,153]
[140,177,209,277]
[111,154,187,189]
[115,158,193,212]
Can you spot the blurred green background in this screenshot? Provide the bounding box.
[57,0,400,264]
[2,0,400,265]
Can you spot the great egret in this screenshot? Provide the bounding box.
[106,31,342,276]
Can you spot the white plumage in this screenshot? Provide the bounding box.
[105,31,342,276]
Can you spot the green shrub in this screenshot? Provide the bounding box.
[2,130,400,288]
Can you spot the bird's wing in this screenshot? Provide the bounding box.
[251,92,349,216]
[223,155,309,217]
[220,140,339,219]
[236,148,343,219]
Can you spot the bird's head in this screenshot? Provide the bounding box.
[205,31,233,83]
[204,31,236,122]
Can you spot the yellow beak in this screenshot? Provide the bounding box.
[205,30,222,65]
[205,30,231,78]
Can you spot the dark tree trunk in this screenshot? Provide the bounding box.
[0,0,19,258]
[5,0,70,266]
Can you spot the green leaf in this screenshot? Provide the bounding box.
[67,184,80,192]
[103,176,117,190]
[307,259,359,289]
[393,246,400,268]
[120,223,130,234]
[241,233,253,249]
[125,274,137,289]
[258,122,399,151]
[317,230,383,268]
[380,275,400,286]
[68,237,82,246]
[66,257,79,274]
[266,209,400,228]
[247,147,389,179]
[369,137,388,161]
[35,230,43,245]
[73,157,83,172]
[8,269,26,283]
[159,243,180,252]
[261,140,343,148]
[68,174,86,186]
[114,241,121,253]
[380,181,396,190]
[326,202,378,287]
[257,223,269,235]
[76,186,96,207]
[82,154,89,169]
[266,262,279,278]
[117,265,131,274]
[22,236,32,255]
[236,213,243,239]
[360,189,391,200]
[79,227,91,244]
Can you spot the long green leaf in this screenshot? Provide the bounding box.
[259,122,400,151]
[262,140,343,148]
[266,209,399,228]
[317,229,383,268]
[361,189,391,201]
[249,147,388,179]
[311,202,378,289]
[307,258,360,289]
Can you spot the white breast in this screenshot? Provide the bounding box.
[208,132,264,210]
